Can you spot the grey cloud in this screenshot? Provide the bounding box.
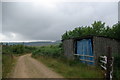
[0,2,2,33]
[2,2,118,41]
[118,1,120,21]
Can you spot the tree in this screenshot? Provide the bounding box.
[91,21,105,35]
[62,21,120,40]
[62,21,106,40]
[111,23,120,39]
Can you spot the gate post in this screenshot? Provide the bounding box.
[106,47,112,80]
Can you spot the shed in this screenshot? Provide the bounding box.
[62,35,120,65]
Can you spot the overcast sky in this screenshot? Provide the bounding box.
[0,1,119,42]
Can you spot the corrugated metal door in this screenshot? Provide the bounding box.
[77,39,94,65]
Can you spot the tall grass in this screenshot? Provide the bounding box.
[32,44,64,58]
[2,54,17,78]
[32,44,104,78]
[32,55,103,78]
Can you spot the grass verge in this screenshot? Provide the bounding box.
[2,54,17,78]
[32,55,103,78]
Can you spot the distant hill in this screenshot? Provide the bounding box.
[1,40,61,46]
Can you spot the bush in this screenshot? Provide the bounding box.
[113,54,120,79]
[2,45,36,55]
[32,44,64,58]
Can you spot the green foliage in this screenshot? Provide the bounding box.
[32,44,64,58]
[113,54,120,79]
[61,21,120,78]
[2,54,16,78]
[111,23,120,39]
[2,45,36,55]
[91,21,105,35]
[62,21,120,40]
[2,44,36,77]
[0,47,2,78]
[32,55,103,78]
[32,44,103,78]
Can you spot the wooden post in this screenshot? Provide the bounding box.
[106,47,112,80]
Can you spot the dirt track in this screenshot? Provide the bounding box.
[11,54,63,78]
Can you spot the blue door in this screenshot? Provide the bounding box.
[77,39,94,65]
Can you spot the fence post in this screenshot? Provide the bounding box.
[106,47,112,80]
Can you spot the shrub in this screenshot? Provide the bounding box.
[32,44,64,58]
[113,54,120,79]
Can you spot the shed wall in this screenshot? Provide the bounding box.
[63,36,120,65]
[93,36,119,65]
[119,41,120,54]
[63,39,75,59]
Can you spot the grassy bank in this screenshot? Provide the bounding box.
[2,54,17,78]
[32,55,103,78]
[32,45,103,78]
